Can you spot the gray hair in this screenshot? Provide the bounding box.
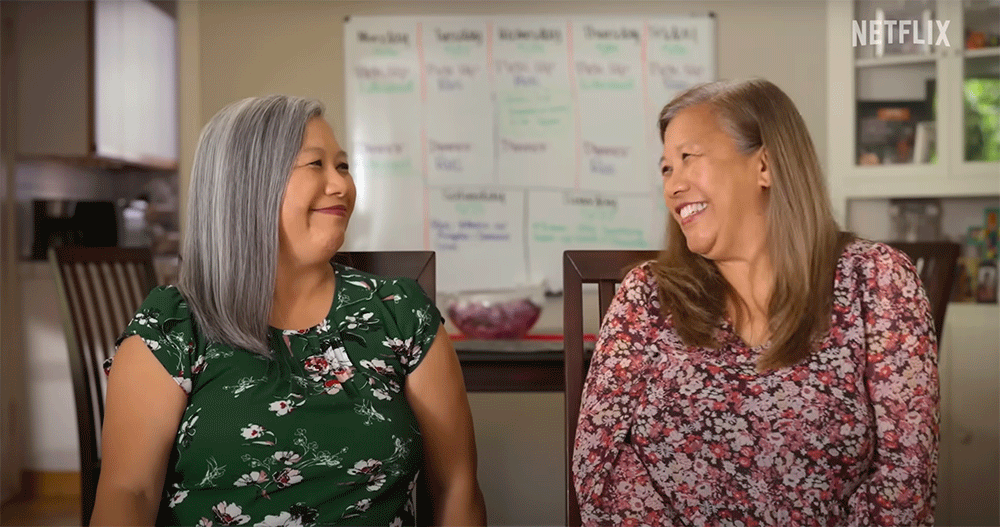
[178,95,325,356]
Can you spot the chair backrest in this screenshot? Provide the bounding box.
[884,241,960,343]
[332,250,435,525]
[48,246,158,526]
[563,249,660,527]
[333,251,436,303]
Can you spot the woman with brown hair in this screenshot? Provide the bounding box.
[573,79,938,526]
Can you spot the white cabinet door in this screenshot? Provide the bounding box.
[95,0,177,167]
[937,303,1000,526]
[95,0,126,161]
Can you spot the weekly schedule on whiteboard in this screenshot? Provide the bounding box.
[343,16,715,292]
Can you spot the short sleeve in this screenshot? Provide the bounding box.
[106,285,200,395]
[387,278,443,375]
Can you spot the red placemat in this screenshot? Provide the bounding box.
[448,333,597,342]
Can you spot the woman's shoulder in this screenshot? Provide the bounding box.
[839,238,915,275]
[334,263,431,304]
[622,260,660,291]
[613,260,667,323]
[136,284,193,320]
[836,238,923,300]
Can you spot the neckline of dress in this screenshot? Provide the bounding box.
[719,314,770,352]
[269,262,341,335]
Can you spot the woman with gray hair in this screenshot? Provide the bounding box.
[91,95,486,526]
[573,79,938,525]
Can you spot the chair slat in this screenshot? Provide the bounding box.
[49,247,158,527]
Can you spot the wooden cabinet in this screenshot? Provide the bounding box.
[826,0,999,222]
[13,0,177,169]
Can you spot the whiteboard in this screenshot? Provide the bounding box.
[343,15,715,293]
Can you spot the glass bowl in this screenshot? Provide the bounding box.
[444,286,544,339]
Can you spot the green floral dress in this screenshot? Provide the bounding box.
[107,263,442,527]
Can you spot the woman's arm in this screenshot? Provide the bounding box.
[847,244,939,526]
[573,265,667,525]
[405,325,487,526]
[90,335,187,527]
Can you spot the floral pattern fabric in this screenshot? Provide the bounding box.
[573,240,939,526]
[108,263,441,527]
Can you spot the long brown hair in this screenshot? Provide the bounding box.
[651,79,853,370]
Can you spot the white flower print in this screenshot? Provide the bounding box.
[302,355,332,380]
[197,457,227,487]
[360,358,394,375]
[192,355,207,374]
[143,338,161,351]
[178,411,199,448]
[212,501,250,525]
[325,345,351,367]
[355,399,387,425]
[173,376,192,394]
[415,304,431,326]
[390,518,403,527]
[372,388,391,401]
[345,278,374,290]
[179,413,199,433]
[323,377,343,395]
[269,400,295,416]
[273,451,302,465]
[241,424,266,440]
[344,311,375,330]
[272,467,303,488]
[253,512,303,527]
[348,458,386,490]
[348,459,382,476]
[168,489,188,508]
[366,472,387,491]
[234,470,268,487]
[223,376,263,397]
[382,336,418,366]
[197,518,213,527]
[342,496,374,518]
[135,311,158,326]
[382,337,405,348]
[317,319,331,333]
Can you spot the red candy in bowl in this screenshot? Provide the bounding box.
[445,287,544,339]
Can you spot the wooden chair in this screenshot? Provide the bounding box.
[884,241,961,343]
[48,247,159,526]
[333,251,436,302]
[562,249,660,527]
[333,251,436,526]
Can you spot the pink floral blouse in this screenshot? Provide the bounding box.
[573,240,939,526]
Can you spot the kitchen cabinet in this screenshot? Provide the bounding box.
[13,0,177,170]
[826,0,999,222]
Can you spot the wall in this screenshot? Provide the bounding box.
[13,161,178,474]
[180,1,828,524]
[1,0,26,501]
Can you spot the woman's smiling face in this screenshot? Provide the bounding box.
[660,103,771,261]
[278,117,356,266]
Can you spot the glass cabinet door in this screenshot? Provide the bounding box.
[960,0,1000,164]
[854,0,942,167]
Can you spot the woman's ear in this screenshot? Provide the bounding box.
[757,147,772,189]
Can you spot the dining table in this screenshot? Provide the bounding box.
[452,336,595,392]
